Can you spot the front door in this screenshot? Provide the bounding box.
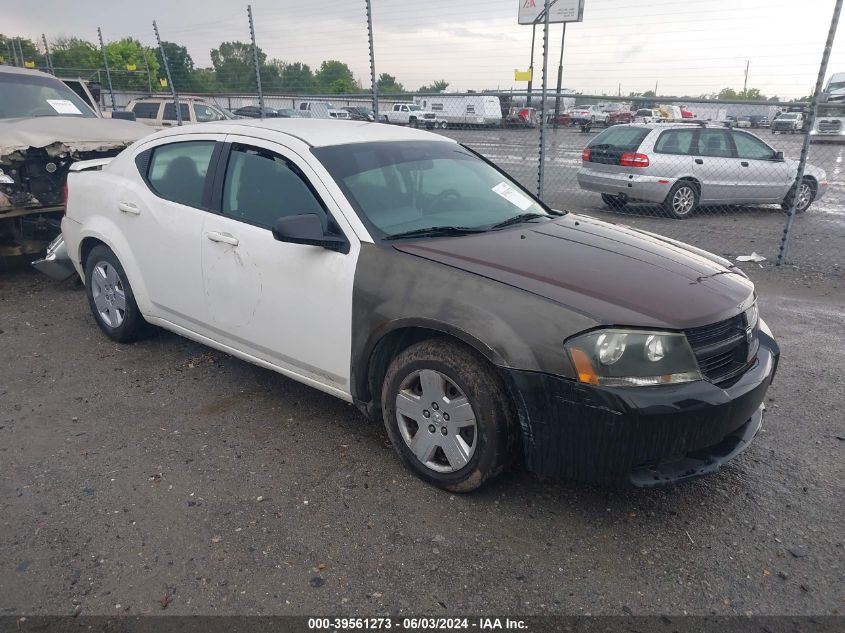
[731,130,791,202]
[200,136,359,394]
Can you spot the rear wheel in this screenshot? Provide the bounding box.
[84,245,151,343]
[782,178,816,214]
[381,339,517,493]
[601,193,628,210]
[662,181,699,219]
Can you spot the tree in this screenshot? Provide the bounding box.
[274,61,314,93]
[211,41,263,91]
[104,38,159,91]
[156,41,195,90]
[47,37,100,72]
[377,73,404,93]
[315,60,356,93]
[0,35,40,67]
[717,87,768,101]
[641,89,656,98]
[418,79,449,93]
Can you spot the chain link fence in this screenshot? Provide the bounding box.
[4,0,844,276]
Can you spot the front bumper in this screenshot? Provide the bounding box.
[501,324,779,486]
[32,234,77,281]
[577,167,673,204]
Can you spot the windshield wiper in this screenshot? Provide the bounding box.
[489,213,548,230]
[384,226,487,241]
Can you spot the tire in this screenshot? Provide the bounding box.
[84,245,151,343]
[440,121,448,130]
[604,116,611,126]
[409,117,418,128]
[662,181,699,219]
[601,193,627,210]
[781,178,816,215]
[381,338,517,493]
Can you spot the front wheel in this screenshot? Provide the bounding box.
[662,181,699,219]
[782,178,816,214]
[381,339,517,493]
[84,245,151,342]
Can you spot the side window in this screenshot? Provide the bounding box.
[466,105,476,114]
[132,102,160,119]
[146,141,216,208]
[697,129,735,158]
[654,129,695,155]
[194,104,224,123]
[431,103,444,112]
[733,132,776,160]
[163,102,191,122]
[221,144,328,229]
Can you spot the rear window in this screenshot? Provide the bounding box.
[589,126,650,151]
[131,102,160,119]
[636,109,653,116]
[163,102,191,122]
[146,141,216,208]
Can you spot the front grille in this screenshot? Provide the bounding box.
[818,120,842,132]
[685,314,752,386]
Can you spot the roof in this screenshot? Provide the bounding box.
[129,95,215,103]
[0,65,54,78]
[152,118,457,148]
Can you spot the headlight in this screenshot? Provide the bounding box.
[566,329,702,387]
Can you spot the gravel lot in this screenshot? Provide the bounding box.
[0,266,842,617]
[439,126,845,276]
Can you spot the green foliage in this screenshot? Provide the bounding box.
[0,34,40,67]
[418,79,449,93]
[272,61,314,93]
[716,87,767,101]
[156,41,194,90]
[50,37,101,72]
[377,73,404,93]
[315,60,357,93]
[103,39,159,91]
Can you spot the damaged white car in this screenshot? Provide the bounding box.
[0,66,149,268]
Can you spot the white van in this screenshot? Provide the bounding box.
[297,101,349,119]
[413,95,502,128]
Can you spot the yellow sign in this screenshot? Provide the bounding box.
[159,77,168,87]
[514,69,532,82]
[126,63,137,71]
[24,60,36,68]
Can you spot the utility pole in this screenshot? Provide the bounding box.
[366,0,379,116]
[153,20,181,125]
[552,22,567,129]
[527,23,537,108]
[537,0,552,200]
[97,28,116,111]
[42,34,54,74]
[247,5,265,119]
[743,60,750,95]
[654,80,658,96]
[17,38,25,67]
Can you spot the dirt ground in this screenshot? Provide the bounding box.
[0,265,842,617]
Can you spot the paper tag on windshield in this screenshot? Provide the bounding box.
[492,182,532,211]
[47,99,82,115]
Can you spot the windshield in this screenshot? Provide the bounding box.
[407,105,422,111]
[828,81,845,92]
[0,73,97,119]
[313,141,550,238]
[818,104,845,117]
[635,109,652,116]
[589,125,651,151]
[779,113,798,119]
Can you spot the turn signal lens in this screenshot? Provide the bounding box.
[569,348,599,385]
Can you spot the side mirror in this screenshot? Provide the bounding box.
[111,110,137,121]
[773,151,785,161]
[272,213,349,253]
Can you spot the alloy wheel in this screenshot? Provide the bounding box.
[90,261,126,328]
[796,182,813,212]
[672,186,696,216]
[395,369,478,473]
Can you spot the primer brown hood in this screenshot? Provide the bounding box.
[392,214,755,330]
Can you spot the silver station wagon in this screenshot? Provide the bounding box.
[577,124,828,218]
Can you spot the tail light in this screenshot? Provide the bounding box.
[581,147,591,162]
[620,152,650,167]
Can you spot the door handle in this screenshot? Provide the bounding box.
[206,231,239,246]
[695,158,704,165]
[740,161,749,167]
[118,201,140,215]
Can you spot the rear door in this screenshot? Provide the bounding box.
[651,128,695,180]
[162,101,192,127]
[123,135,222,326]
[692,128,736,202]
[731,130,791,202]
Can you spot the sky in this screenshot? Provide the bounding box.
[3,0,844,99]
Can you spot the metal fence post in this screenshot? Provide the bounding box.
[247,5,265,119]
[97,27,116,111]
[537,0,552,200]
[366,0,379,116]
[777,0,843,266]
[42,34,54,74]
[553,23,567,129]
[527,24,536,108]
[141,49,153,95]
[153,20,182,126]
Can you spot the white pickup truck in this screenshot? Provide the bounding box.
[379,103,442,128]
